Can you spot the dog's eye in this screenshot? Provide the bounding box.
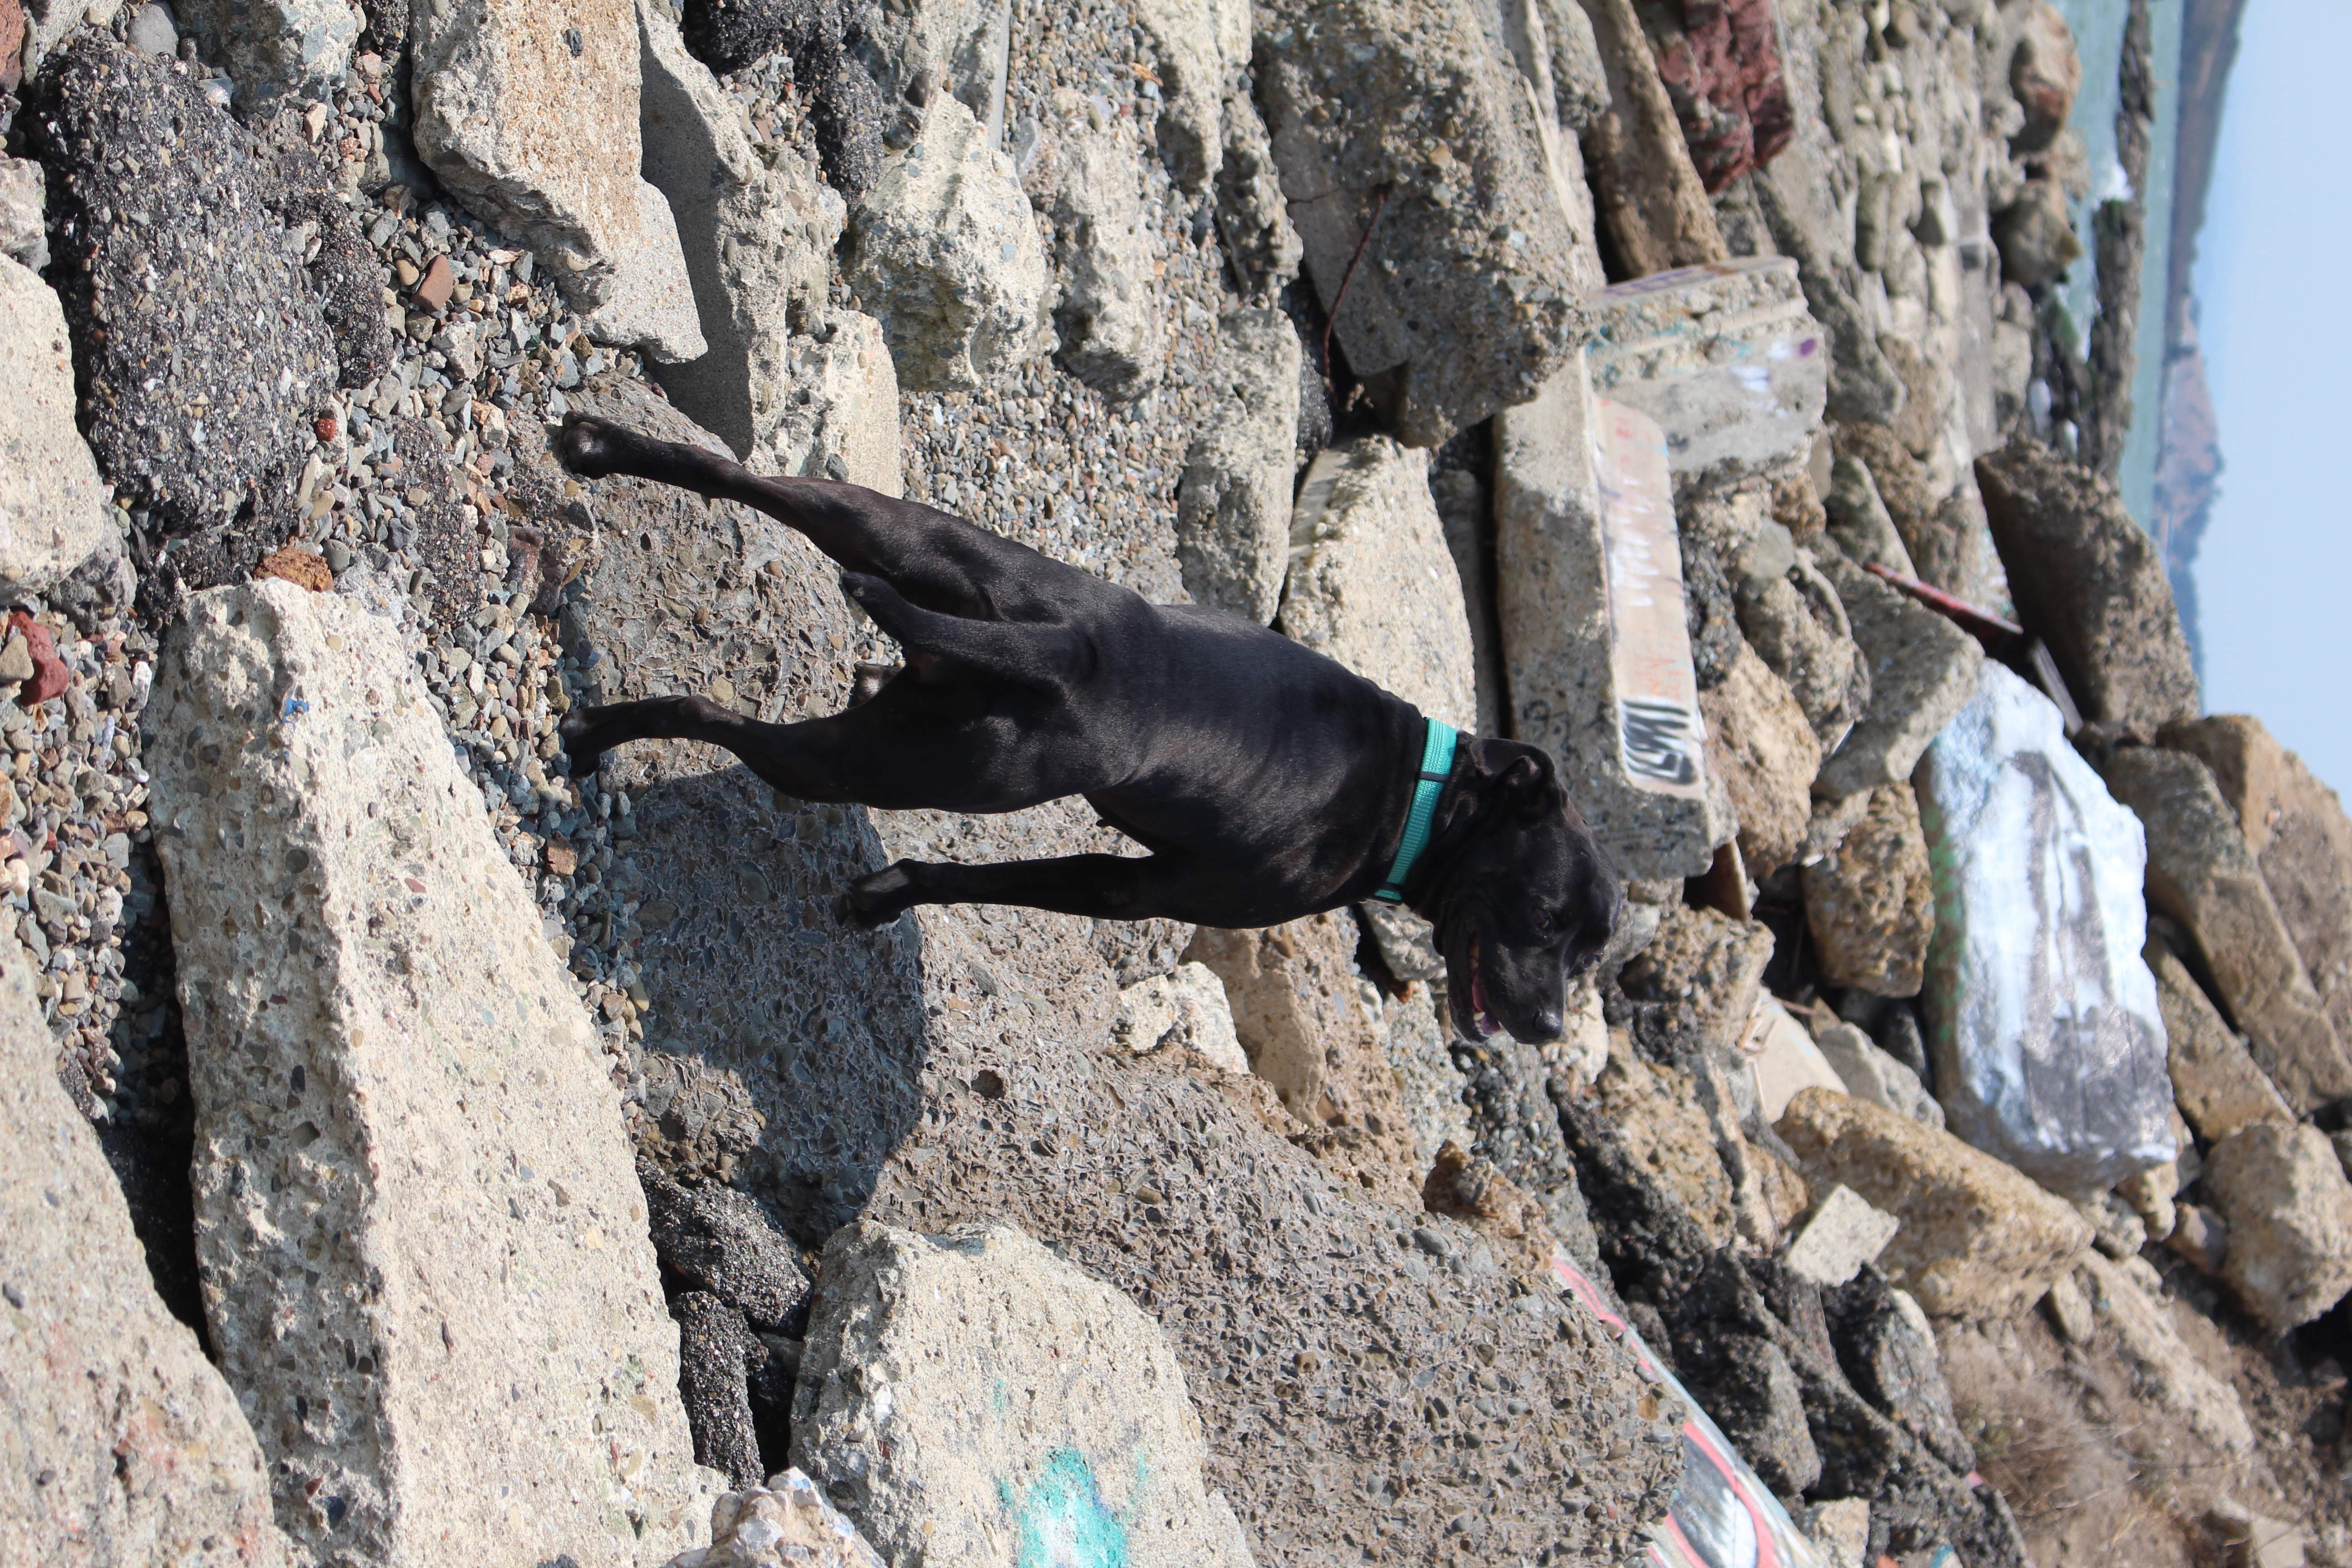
[1530,908,1553,936]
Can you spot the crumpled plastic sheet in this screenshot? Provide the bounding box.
[1916,663,2175,1198]
[1551,1254,1830,1568]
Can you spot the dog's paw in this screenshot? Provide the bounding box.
[842,863,918,930]
[556,415,627,480]
[555,707,608,777]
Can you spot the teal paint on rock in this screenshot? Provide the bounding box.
[1012,1449,1131,1568]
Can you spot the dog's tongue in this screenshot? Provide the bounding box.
[1470,966,1500,1040]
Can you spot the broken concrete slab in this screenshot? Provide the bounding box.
[1776,1087,2095,1320]
[792,1220,1254,1568]
[1699,638,1819,879]
[664,1470,886,1568]
[1802,782,1933,998]
[1618,905,1776,1063]
[1186,911,1421,1202]
[1917,665,2175,1199]
[1814,1021,1941,1132]
[413,0,707,361]
[1976,441,2200,736]
[1574,0,1730,277]
[1495,378,1729,879]
[2074,1253,2254,1459]
[1113,960,1248,1074]
[171,0,360,112]
[2100,745,2352,1115]
[1039,110,1171,399]
[848,91,1051,391]
[1784,1185,1901,1288]
[1254,0,1593,445]
[0,929,295,1566]
[2146,939,2292,1143]
[0,256,123,604]
[1811,548,1983,800]
[1177,307,1301,623]
[1278,436,1476,731]
[1744,995,1847,1122]
[2200,1122,2352,1334]
[2163,714,2352,1058]
[1583,257,1828,496]
[147,580,714,1565]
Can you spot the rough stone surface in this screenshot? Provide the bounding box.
[1186,912,1422,1202]
[1372,979,1475,1161]
[1583,257,1827,495]
[1734,529,1867,755]
[2007,1,2080,151]
[1989,177,2081,289]
[1917,665,2173,1198]
[1811,548,1982,800]
[1587,1043,1743,1248]
[791,1220,1256,1568]
[1698,638,1818,879]
[173,0,361,111]
[1039,113,1169,398]
[1784,1184,1901,1288]
[1975,441,2200,735]
[1278,436,1475,731]
[0,930,296,1567]
[1803,782,1933,997]
[2101,745,2352,1114]
[413,0,705,360]
[0,155,46,270]
[1775,1087,2094,1320]
[1496,379,1728,879]
[2146,939,2291,1143]
[1253,0,1593,446]
[1822,455,1915,578]
[1576,0,1729,278]
[0,257,123,603]
[1617,905,1774,1062]
[666,1471,886,1568]
[29,35,342,536]
[1823,1265,1971,1474]
[855,0,1012,142]
[147,581,711,1565]
[2200,1122,2352,1334]
[848,92,1051,392]
[548,384,1683,1567]
[1814,1021,1941,1131]
[1177,307,1301,623]
[675,1292,769,1489]
[2073,1254,2254,1459]
[1113,960,1248,1074]
[642,1161,814,1334]
[2164,713,2352,1059]
[637,0,888,484]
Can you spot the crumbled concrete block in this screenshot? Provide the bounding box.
[1583,257,1828,496]
[791,1220,1255,1568]
[2146,941,2292,1142]
[1777,1087,2094,1319]
[1279,436,1476,732]
[1496,376,1728,879]
[664,1469,885,1568]
[1812,548,1984,799]
[1783,1184,1900,1287]
[0,257,122,603]
[1114,960,1248,1074]
[2200,1122,2352,1333]
[147,581,715,1565]
[0,931,294,1566]
[2102,745,2352,1114]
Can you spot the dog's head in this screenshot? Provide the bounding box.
[1415,739,1619,1044]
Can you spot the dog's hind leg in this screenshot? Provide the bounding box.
[556,415,1067,619]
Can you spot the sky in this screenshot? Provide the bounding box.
[2192,0,2352,799]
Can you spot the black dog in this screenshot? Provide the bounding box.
[553,415,1618,1043]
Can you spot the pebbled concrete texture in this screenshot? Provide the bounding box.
[146,580,716,1566]
[792,1219,1255,1568]
[0,926,295,1568]
[0,256,122,604]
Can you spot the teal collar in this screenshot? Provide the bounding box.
[1372,720,1458,905]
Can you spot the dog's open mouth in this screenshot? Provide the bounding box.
[1468,934,1501,1040]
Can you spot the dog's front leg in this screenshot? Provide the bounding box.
[844,853,1200,928]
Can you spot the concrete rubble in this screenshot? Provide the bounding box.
[4,0,2346,1563]
[146,581,713,1564]
[1917,664,2175,1198]
[792,1220,1254,1568]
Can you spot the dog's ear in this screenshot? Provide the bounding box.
[1499,749,1568,820]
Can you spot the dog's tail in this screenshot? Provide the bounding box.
[838,573,1089,692]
